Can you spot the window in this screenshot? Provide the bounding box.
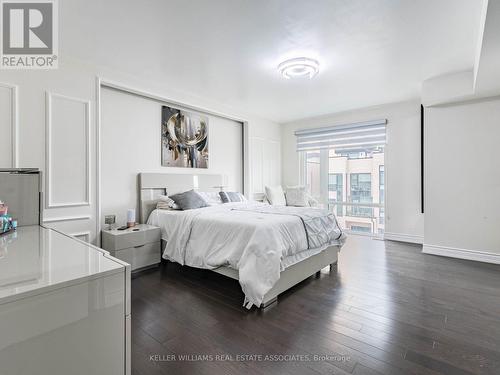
[328,173,343,216]
[348,173,372,217]
[304,150,385,235]
[350,173,372,202]
[298,119,386,236]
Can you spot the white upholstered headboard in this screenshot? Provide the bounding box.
[138,173,223,223]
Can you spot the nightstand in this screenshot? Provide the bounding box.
[101,224,161,272]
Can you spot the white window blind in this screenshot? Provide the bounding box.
[295,119,387,152]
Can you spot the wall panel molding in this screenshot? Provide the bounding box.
[0,82,18,167]
[45,91,91,208]
[43,214,91,223]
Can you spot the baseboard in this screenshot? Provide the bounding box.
[384,232,424,244]
[422,244,500,265]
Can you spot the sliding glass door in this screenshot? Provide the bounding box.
[304,148,385,236]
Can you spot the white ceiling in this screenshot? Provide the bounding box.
[61,0,484,123]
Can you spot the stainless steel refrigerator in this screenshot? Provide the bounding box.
[0,168,42,227]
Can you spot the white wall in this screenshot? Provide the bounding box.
[101,87,243,225]
[423,97,500,262]
[0,59,281,244]
[0,62,98,243]
[281,100,424,243]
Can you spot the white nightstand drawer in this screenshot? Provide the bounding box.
[102,227,161,251]
[111,242,160,271]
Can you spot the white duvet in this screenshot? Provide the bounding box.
[147,202,344,308]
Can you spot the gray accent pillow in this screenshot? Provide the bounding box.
[170,190,209,210]
[219,191,246,203]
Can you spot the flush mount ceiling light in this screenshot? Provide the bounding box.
[278,57,320,79]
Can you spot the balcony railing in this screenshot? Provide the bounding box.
[328,201,384,236]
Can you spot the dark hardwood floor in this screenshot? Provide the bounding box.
[131,235,500,375]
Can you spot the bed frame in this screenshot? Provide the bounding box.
[138,172,340,308]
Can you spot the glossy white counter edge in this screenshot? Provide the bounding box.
[0,226,131,375]
[0,226,131,307]
[61,228,132,375]
[54,226,132,317]
[50,226,132,375]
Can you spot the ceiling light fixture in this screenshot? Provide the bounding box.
[278,57,320,79]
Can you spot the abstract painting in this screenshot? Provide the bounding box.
[161,106,209,168]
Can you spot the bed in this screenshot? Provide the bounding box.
[139,173,345,308]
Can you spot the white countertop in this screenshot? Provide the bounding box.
[0,226,126,304]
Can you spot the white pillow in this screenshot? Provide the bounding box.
[196,191,222,206]
[156,195,180,210]
[265,185,286,206]
[285,186,309,207]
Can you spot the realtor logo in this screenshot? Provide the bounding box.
[1,0,58,69]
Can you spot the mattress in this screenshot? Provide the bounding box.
[147,202,344,308]
[148,203,308,262]
[159,237,331,272]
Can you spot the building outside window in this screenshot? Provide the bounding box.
[349,173,372,217]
